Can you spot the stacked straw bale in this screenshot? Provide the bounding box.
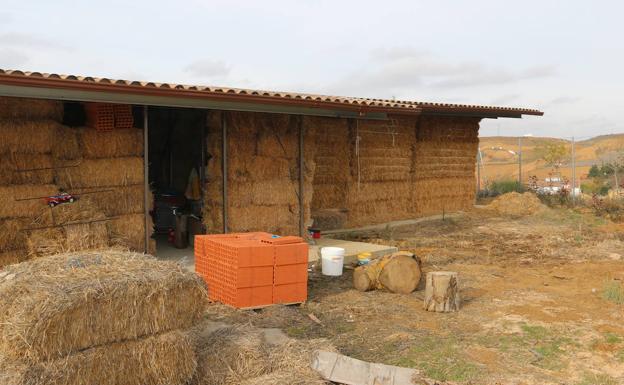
[0,97,152,268]
[306,115,479,229]
[203,111,314,235]
[412,116,480,216]
[0,250,207,385]
[0,98,65,266]
[54,125,153,254]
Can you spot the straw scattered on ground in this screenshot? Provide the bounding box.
[488,191,547,217]
[192,323,334,385]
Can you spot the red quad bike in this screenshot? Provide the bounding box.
[45,193,76,208]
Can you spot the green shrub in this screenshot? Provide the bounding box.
[488,180,525,195]
[603,280,624,305]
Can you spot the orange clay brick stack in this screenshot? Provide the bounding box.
[84,103,134,131]
[195,232,308,308]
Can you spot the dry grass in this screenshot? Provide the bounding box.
[193,324,333,385]
[0,120,60,154]
[55,157,143,188]
[0,97,63,121]
[0,330,197,385]
[0,250,207,362]
[79,127,144,158]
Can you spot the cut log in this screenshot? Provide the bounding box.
[424,271,460,312]
[353,252,421,294]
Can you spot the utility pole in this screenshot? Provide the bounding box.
[476,148,481,198]
[518,137,522,187]
[571,136,576,204]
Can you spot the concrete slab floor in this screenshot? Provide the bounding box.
[154,235,195,272]
[308,238,397,265]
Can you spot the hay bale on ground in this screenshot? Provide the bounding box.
[0,330,196,385]
[0,97,63,121]
[55,157,143,189]
[0,120,60,154]
[193,324,334,385]
[0,250,207,362]
[0,153,54,185]
[0,185,59,219]
[488,192,546,217]
[79,127,144,158]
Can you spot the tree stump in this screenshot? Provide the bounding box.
[353,252,421,294]
[423,271,460,312]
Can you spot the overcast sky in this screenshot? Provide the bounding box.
[0,0,622,138]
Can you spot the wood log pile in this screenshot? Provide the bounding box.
[353,251,461,313]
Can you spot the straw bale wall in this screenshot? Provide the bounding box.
[0,97,150,267]
[203,111,314,236]
[412,116,480,216]
[306,115,480,228]
[201,111,479,234]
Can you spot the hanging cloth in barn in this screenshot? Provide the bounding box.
[185,168,201,200]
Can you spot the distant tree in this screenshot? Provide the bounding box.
[588,164,601,178]
[538,142,570,172]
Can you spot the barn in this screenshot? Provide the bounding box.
[0,69,542,264]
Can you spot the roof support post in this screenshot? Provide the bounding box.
[143,105,150,253]
[298,115,305,237]
[222,112,229,233]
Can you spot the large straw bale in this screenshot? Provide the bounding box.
[0,218,29,252]
[51,125,82,160]
[79,127,144,158]
[0,97,63,121]
[0,120,60,154]
[79,184,149,216]
[0,250,27,268]
[193,324,333,385]
[0,153,54,185]
[56,157,143,188]
[25,200,111,257]
[0,250,207,362]
[228,154,292,182]
[229,180,303,206]
[0,185,59,219]
[108,214,155,253]
[0,330,196,385]
[228,205,298,235]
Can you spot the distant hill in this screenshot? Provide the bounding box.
[478,134,624,185]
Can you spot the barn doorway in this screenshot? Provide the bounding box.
[147,107,206,263]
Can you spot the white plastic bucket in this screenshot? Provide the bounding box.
[321,247,345,276]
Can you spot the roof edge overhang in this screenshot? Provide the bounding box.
[0,71,544,119]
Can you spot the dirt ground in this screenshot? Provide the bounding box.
[204,205,624,385]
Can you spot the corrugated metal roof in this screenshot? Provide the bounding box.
[0,69,543,118]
